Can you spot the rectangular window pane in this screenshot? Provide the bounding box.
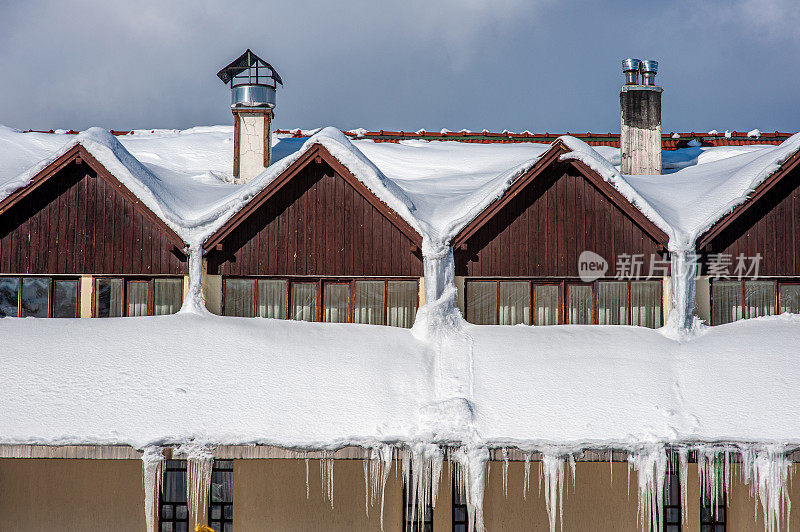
[598,281,628,325]
[154,278,182,316]
[53,280,79,318]
[0,277,19,317]
[499,281,530,325]
[712,281,742,325]
[324,284,350,323]
[95,278,123,318]
[21,277,49,318]
[354,280,384,325]
[779,285,800,314]
[256,279,286,319]
[567,285,592,324]
[387,280,417,328]
[630,280,662,328]
[466,281,497,325]
[127,281,150,317]
[291,283,316,321]
[744,280,775,319]
[223,279,254,317]
[534,285,560,325]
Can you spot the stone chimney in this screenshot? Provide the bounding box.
[217,50,283,183]
[620,59,662,175]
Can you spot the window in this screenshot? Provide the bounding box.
[95,277,182,317]
[710,279,800,325]
[159,460,233,532]
[403,482,433,532]
[160,460,189,532]
[663,468,681,532]
[700,485,726,532]
[0,276,80,318]
[452,480,468,532]
[209,460,234,532]
[464,279,663,327]
[222,278,418,327]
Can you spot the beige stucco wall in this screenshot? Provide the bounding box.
[695,275,711,324]
[204,272,223,315]
[236,113,268,184]
[662,276,673,322]
[725,463,800,532]
[0,458,145,532]
[418,276,426,307]
[80,275,93,317]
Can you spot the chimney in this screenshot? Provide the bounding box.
[620,58,662,175]
[217,50,283,183]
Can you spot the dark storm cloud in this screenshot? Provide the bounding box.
[1,0,798,133]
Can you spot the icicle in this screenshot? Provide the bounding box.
[319,450,335,508]
[629,445,667,532]
[185,447,213,530]
[362,444,394,531]
[568,454,576,491]
[452,446,489,532]
[305,457,310,499]
[666,249,698,332]
[609,450,614,486]
[501,448,509,497]
[141,447,164,532]
[697,446,731,523]
[740,445,793,532]
[540,453,566,532]
[678,449,688,528]
[523,452,532,500]
[401,443,444,529]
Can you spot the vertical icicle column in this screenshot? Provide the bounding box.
[452,446,490,532]
[740,445,793,532]
[401,444,444,528]
[179,246,208,314]
[629,445,667,532]
[187,448,214,529]
[142,447,165,532]
[668,250,698,331]
[363,445,394,531]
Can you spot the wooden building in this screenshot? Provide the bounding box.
[202,142,424,327]
[695,149,800,325]
[0,144,187,318]
[452,141,671,327]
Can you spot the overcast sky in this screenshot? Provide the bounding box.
[1,0,798,134]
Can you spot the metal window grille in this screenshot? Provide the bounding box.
[700,486,726,532]
[159,460,233,532]
[663,469,681,531]
[208,460,234,532]
[403,480,433,532]
[452,480,468,532]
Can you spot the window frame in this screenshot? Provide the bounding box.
[403,478,434,532]
[158,459,233,532]
[0,275,81,318]
[710,277,800,325]
[452,478,468,532]
[464,278,664,327]
[92,276,184,318]
[221,276,420,326]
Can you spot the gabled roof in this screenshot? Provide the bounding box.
[0,143,186,251]
[203,142,423,252]
[696,149,800,250]
[452,140,670,248]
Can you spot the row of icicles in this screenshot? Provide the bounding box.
[142,443,795,532]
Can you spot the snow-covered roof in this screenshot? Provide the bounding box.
[2,311,799,450]
[2,125,798,251]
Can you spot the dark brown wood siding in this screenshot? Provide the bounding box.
[455,163,665,277]
[0,161,186,275]
[207,161,423,276]
[703,166,800,276]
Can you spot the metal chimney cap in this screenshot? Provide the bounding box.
[622,58,642,72]
[640,60,658,73]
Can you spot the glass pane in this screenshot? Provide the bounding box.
[387,280,417,328]
[127,281,150,317]
[154,278,182,316]
[53,280,79,318]
[567,285,592,324]
[95,278,123,318]
[21,277,49,317]
[223,279,254,317]
[533,285,559,325]
[597,281,628,325]
[779,285,800,314]
[0,277,19,317]
[256,279,286,319]
[630,280,662,328]
[291,283,316,321]
[324,284,350,323]
[712,281,742,325]
[744,280,775,319]
[498,281,530,325]
[210,470,233,503]
[354,280,384,325]
[466,281,497,325]
[162,470,187,503]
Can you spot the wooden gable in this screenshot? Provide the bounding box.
[453,142,669,277]
[0,145,187,275]
[696,151,800,276]
[204,144,423,276]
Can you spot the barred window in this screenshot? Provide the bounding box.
[701,485,726,532]
[452,480,468,532]
[209,460,234,532]
[663,468,681,531]
[159,460,233,532]
[403,482,433,532]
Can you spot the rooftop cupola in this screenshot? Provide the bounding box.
[217,50,283,183]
